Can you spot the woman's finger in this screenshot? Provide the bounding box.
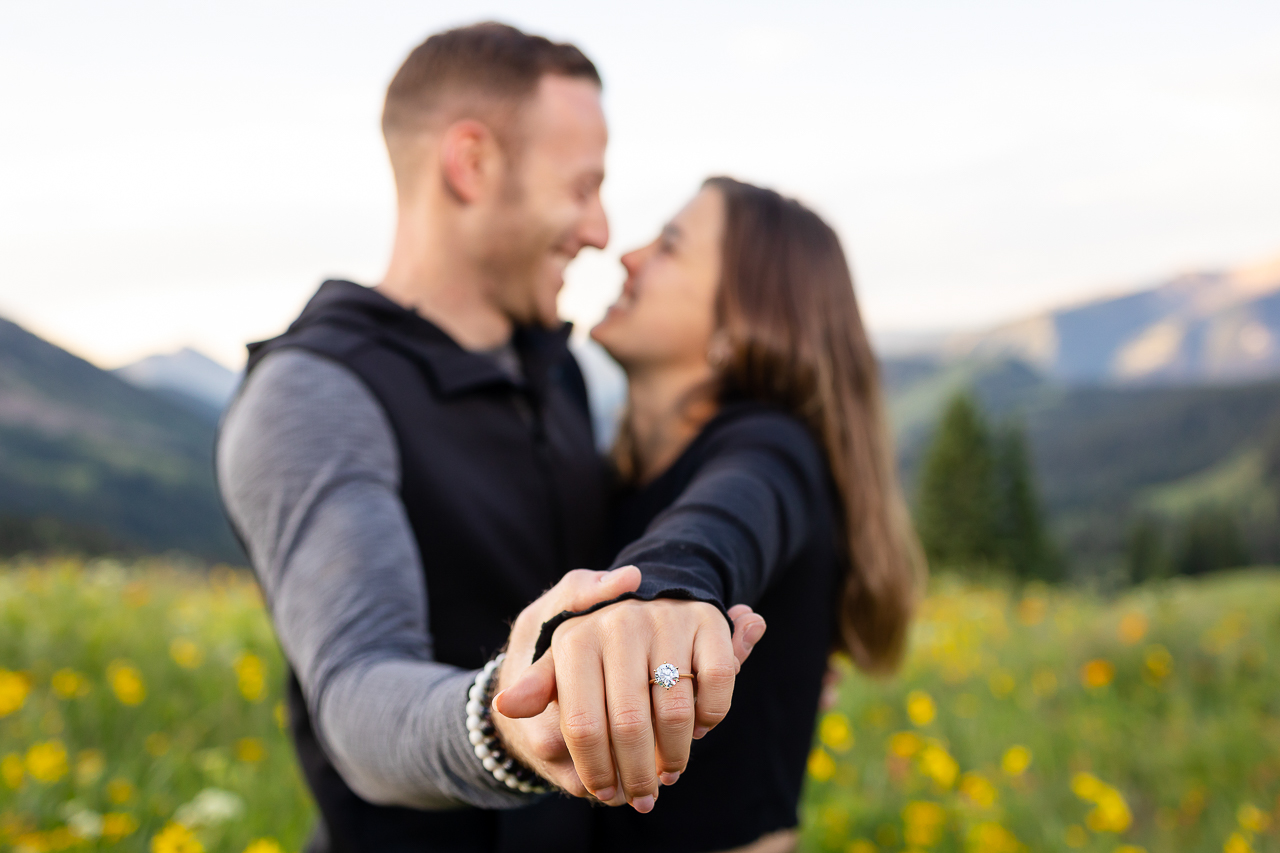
[730,612,767,667]
[690,617,739,739]
[649,646,696,784]
[552,631,619,802]
[602,622,660,811]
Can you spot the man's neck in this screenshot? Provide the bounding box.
[377,206,514,351]
[625,361,718,485]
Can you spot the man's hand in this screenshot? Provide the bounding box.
[488,568,768,809]
[495,573,767,812]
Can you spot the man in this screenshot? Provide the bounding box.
[217,22,765,853]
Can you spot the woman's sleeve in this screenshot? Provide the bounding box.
[532,411,830,660]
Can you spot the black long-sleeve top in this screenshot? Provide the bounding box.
[510,400,846,853]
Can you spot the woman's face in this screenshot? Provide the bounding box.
[590,187,724,372]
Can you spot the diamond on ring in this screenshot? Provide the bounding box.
[653,662,681,690]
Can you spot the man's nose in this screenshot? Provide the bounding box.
[579,196,609,251]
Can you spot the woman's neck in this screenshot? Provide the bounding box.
[625,361,719,485]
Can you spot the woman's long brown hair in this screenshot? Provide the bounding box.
[704,176,925,674]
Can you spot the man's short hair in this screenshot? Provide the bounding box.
[382,22,601,150]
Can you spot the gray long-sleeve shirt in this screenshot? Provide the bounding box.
[217,347,534,810]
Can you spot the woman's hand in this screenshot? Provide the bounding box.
[494,570,767,811]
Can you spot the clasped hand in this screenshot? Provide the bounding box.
[490,566,766,812]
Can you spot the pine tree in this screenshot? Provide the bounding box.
[1125,516,1169,582]
[993,422,1058,581]
[915,393,1001,568]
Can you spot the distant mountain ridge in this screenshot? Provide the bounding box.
[922,255,1280,385]
[114,347,239,421]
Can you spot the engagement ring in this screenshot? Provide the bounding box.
[651,662,694,689]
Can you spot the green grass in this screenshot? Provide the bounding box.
[1,559,1278,852]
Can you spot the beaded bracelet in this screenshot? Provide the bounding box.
[465,652,553,794]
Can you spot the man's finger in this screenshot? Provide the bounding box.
[690,621,738,740]
[557,565,642,613]
[493,652,555,718]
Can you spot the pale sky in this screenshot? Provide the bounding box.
[2,0,1278,369]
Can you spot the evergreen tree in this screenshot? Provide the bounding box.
[1173,509,1249,576]
[993,422,1057,581]
[1125,515,1169,582]
[915,393,1000,568]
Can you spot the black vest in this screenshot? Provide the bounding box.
[240,281,607,852]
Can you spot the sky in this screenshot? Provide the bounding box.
[2,0,1279,369]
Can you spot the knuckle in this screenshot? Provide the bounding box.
[698,661,738,687]
[560,710,605,747]
[655,693,695,728]
[609,706,649,741]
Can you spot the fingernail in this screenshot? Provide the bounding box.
[631,794,655,813]
[659,771,681,786]
[490,690,505,711]
[693,725,710,739]
[744,621,766,649]
[594,786,616,802]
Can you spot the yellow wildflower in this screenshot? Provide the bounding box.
[906,691,937,727]
[918,744,959,789]
[76,749,106,785]
[1117,612,1148,645]
[1086,789,1133,833]
[243,841,284,853]
[51,669,90,699]
[988,670,1015,698]
[1017,596,1046,625]
[102,812,139,841]
[1080,659,1115,689]
[151,821,203,853]
[902,800,946,847]
[889,731,922,758]
[819,711,854,752]
[236,737,266,763]
[0,669,32,716]
[1143,645,1173,683]
[807,747,836,782]
[274,701,289,731]
[26,740,68,783]
[234,652,267,702]
[1224,833,1253,853]
[107,660,146,705]
[845,841,876,853]
[1072,772,1106,800]
[1114,846,1146,853]
[170,638,204,670]
[1064,824,1088,848]
[959,772,997,808]
[1238,803,1271,833]
[969,821,1021,853]
[107,777,136,803]
[2,752,24,788]
[1001,745,1032,777]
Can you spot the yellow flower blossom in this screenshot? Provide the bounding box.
[51,668,90,699]
[969,821,1021,853]
[1085,789,1133,833]
[170,638,204,669]
[151,821,203,853]
[107,777,136,803]
[902,800,946,847]
[906,691,937,727]
[1001,745,1032,777]
[1017,596,1046,625]
[807,747,836,782]
[959,772,997,808]
[988,670,1015,698]
[234,652,267,702]
[243,841,284,853]
[25,740,68,783]
[274,701,289,731]
[1224,832,1253,853]
[236,737,266,763]
[918,744,959,789]
[0,669,32,716]
[107,660,146,705]
[102,812,139,841]
[1117,612,1148,645]
[1114,846,1146,853]
[1064,824,1088,848]
[2,752,24,788]
[819,711,854,752]
[1238,803,1271,833]
[1080,659,1115,689]
[889,731,923,758]
[1143,645,1173,683]
[845,840,876,853]
[76,749,105,785]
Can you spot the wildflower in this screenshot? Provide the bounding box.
[901,800,946,847]
[26,740,69,783]
[170,638,204,669]
[1117,612,1148,645]
[1001,745,1032,777]
[151,821,203,853]
[174,788,245,828]
[807,747,836,782]
[107,777,136,803]
[1237,803,1270,833]
[1064,824,1088,848]
[988,670,1015,698]
[959,772,997,808]
[236,738,266,763]
[102,812,139,841]
[1114,846,1146,853]
[145,733,171,757]
[2,752,24,788]
[107,660,146,706]
[1071,778,1133,834]
[1144,645,1172,683]
[968,821,1021,853]
[1224,833,1253,853]
[243,841,285,853]
[819,711,854,752]
[889,731,922,758]
[51,669,90,699]
[76,749,106,785]
[846,841,876,853]
[1080,659,1115,689]
[274,701,289,730]
[0,669,32,716]
[234,652,267,702]
[1017,596,1046,626]
[918,743,959,789]
[906,691,937,726]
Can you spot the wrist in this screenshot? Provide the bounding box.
[465,654,552,795]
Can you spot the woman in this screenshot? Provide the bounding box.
[503,176,925,852]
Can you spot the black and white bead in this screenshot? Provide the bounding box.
[465,652,552,795]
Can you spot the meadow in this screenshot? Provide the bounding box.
[1,560,1277,853]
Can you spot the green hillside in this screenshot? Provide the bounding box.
[0,318,240,561]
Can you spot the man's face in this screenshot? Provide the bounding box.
[480,75,609,329]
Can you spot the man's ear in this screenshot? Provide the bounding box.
[439,119,499,204]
